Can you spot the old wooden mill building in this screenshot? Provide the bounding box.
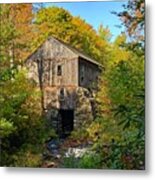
[26,36,102,136]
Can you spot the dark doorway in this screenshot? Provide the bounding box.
[59,109,74,136]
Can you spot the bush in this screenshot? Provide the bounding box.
[11,146,42,167]
[62,152,102,169]
[0,71,55,167]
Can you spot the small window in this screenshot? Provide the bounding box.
[57,65,62,76]
[81,65,84,82]
[81,76,84,82]
[59,88,65,100]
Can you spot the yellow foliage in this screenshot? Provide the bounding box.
[87,122,102,142]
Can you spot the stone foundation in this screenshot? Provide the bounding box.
[44,86,95,134]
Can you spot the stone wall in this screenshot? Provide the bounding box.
[74,87,94,129]
[44,86,95,134]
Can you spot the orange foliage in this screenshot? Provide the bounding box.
[10,4,34,61]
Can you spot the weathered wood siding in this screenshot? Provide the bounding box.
[26,37,79,88]
[79,57,100,89]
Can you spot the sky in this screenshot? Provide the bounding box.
[43,1,127,41]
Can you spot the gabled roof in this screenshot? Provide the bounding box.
[26,36,103,67]
[51,37,103,67]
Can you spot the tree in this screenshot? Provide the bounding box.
[9,4,34,62]
[0,4,53,167]
[33,6,110,65]
[118,0,145,45]
[98,24,112,42]
[88,0,145,169]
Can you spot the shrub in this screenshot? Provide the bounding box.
[62,152,102,169]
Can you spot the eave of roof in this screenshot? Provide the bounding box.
[51,37,103,68]
[25,36,104,68]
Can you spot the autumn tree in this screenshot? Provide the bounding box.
[10,4,34,61]
[33,6,109,65]
[87,0,145,169]
[0,4,53,167]
[118,0,144,43]
[98,24,112,42]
